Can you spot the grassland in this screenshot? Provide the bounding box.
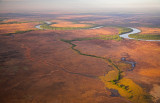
[129,34,160,40]
[0,21,38,24]
[37,20,95,30]
[118,27,133,35]
[3,29,35,36]
[0,22,39,35]
[0,13,160,103]
[60,39,121,82]
[61,37,151,103]
[100,77,151,103]
[40,23,94,30]
[128,27,160,40]
[61,28,151,103]
[50,20,91,28]
[138,27,160,34]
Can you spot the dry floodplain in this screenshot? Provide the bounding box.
[0,13,160,103]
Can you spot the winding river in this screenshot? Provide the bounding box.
[35,23,160,41]
[35,21,52,29]
[120,27,160,41]
[35,21,104,30]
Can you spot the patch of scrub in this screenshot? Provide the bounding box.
[102,70,119,82]
[99,77,151,103]
[129,34,160,41]
[118,27,133,35]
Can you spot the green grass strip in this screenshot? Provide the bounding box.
[129,34,160,40]
[3,30,34,36]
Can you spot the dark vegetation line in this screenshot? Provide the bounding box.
[39,21,134,32]
[0,21,43,24]
[60,27,136,98]
[61,38,143,101]
[40,24,95,30]
[61,39,121,82]
[1,21,44,36]
[3,30,35,37]
[39,20,97,30]
[129,33,160,40]
[60,27,133,82]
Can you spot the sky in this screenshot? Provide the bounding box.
[0,0,160,12]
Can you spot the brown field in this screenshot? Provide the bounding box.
[0,23,39,34]
[0,29,130,103]
[138,27,160,35]
[50,20,91,28]
[2,18,40,23]
[73,39,160,102]
[74,39,160,78]
[63,27,119,37]
[81,27,119,35]
[139,69,160,77]
[3,18,25,23]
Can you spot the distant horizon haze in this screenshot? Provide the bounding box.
[0,0,160,13]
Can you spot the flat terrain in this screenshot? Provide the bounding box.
[50,20,91,28]
[0,23,39,35]
[0,12,160,103]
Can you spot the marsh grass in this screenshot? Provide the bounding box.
[118,27,133,35]
[40,23,94,30]
[0,21,42,24]
[4,30,34,36]
[99,35,122,41]
[129,34,160,40]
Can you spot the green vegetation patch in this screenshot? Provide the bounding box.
[118,27,133,35]
[129,34,160,40]
[40,23,94,30]
[4,30,34,36]
[0,21,42,24]
[99,77,152,103]
[99,35,122,41]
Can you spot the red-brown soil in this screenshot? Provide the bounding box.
[0,15,160,103]
[74,39,160,93]
[0,23,39,34]
[138,27,160,35]
[0,30,130,103]
[50,20,91,28]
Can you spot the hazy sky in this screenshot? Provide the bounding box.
[0,0,160,12]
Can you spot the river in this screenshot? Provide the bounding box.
[119,27,160,41]
[35,21,52,29]
[35,23,160,41]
